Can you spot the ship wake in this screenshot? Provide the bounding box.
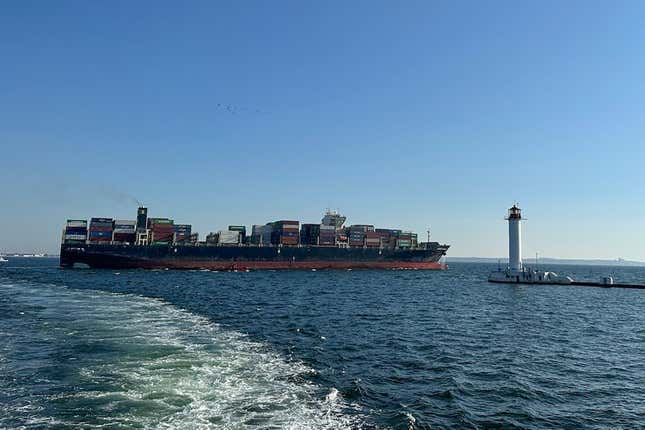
[0,281,364,429]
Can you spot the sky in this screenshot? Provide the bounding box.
[1,1,645,259]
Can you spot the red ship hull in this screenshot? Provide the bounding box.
[119,259,447,271]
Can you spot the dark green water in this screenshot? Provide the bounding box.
[2,258,645,429]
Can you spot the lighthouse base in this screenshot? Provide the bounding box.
[488,268,573,285]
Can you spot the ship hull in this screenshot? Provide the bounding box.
[60,243,448,270]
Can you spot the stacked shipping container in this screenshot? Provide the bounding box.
[271,220,299,245]
[319,224,336,246]
[148,218,174,244]
[250,224,273,245]
[113,220,136,243]
[228,226,246,243]
[364,231,386,247]
[89,218,113,243]
[65,207,425,250]
[174,224,192,243]
[64,220,88,244]
[397,232,417,248]
[218,230,240,244]
[206,232,219,244]
[300,224,320,245]
[348,225,374,247]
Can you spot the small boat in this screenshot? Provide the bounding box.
[0,256,8,263]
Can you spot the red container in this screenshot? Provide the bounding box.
[280,237,299,245]
[90,226,113,232]
[113,233,136,243]
[152,233,173,241]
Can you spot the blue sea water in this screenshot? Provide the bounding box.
[1,258,645,429]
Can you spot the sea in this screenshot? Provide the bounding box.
[1,258,645,429]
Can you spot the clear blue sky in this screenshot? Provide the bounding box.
[1,1,644,259]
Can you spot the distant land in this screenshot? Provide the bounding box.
[449,257,645,267]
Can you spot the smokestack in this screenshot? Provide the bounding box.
[136,207,148,232]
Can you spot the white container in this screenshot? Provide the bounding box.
[64,234,87,240]
[114,220,136,226]
[218,230,240,244]
[66,221,88,228]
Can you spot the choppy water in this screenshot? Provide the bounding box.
[2,259,645,429]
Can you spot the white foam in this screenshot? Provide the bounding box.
[1,281,365,429]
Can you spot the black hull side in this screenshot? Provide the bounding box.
[60,243,449,270]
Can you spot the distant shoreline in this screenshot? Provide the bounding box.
[448,257,645,267]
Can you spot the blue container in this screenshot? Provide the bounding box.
[89,231,112,238]
[65,227,88,235]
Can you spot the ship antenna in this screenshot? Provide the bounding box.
[427,227,431,243]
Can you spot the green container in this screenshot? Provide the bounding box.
[149,218,173,225]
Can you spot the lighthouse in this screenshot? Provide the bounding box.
[488,204,573,285]
[506,204,522,272]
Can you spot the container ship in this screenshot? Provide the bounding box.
[60,207,449,270]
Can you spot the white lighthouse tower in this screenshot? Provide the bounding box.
[507,204,522,273]
[488,204,573,284]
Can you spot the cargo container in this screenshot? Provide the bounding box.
[148,218,173,228]
[218,230,240,244]
[174,225,192,239]
[113,233,136,243]
[91,218,113,224]
[90,221,113,227]
[349,224,375,233]
[67,220,88,228]
[151,235,173,243]
[397,239,412,248]
[90,230,113,237]
[90,225,113,232]
[227,225,245,242]
[64,234,87,241]
[176,230,197,244]
[251,224,273,245]
[114,220,136,230]
[271,231,298,245]
[300,224,320,245]
[151,225,174,231]
[206,232,219,244]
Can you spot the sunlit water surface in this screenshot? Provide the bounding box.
[2,258,645,429]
